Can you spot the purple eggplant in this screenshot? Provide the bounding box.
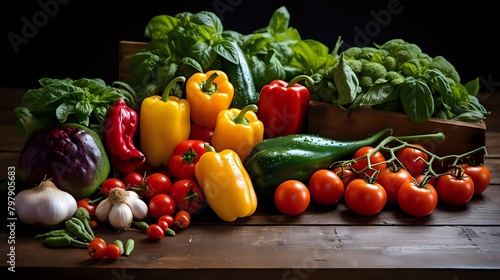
[18,123,110,199]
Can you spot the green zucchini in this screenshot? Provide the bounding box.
[243,128,393,197]
[221,41,259,109]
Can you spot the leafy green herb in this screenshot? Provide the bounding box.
[14,78,135,138]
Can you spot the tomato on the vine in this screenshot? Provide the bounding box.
[375,166,413,204]
[331,165,357,188]
[436,168,475,205]
[274,180,310,216]
[147,224,165,239]
[148,194,176,220]
[397,180,438,217]
[308,169,344,206]
[169,179,205,214]
[122,171,144,188]
[460,163,491,195]
[168,140,207,181]
[139,173,172,199]
[105,243,122,260]
[344,178,387,216]
[100,178,126,197]
[351,146,387,178]
[396,143,429,176]
[174,210,191,229]
[88,237,107,259]
[414,173,437,187]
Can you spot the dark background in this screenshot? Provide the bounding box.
[1,0,499,93]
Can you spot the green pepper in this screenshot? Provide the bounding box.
[113,239,125,255]
[74,207,94,239]
[243,128,393,197]
[35,229,75,240]
[124,239,135,256]
[43,235,89,248]
[65,217,94,243]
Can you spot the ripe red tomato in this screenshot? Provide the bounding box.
[157,220,169,231]
[396,144,429,176]
[77,198,98,216]
[105,243,122,260]
[344,178,387,216]
[274,180,310,216]
[88,237,107,259]
[397,181,438,217]
[351,146,387,178]
[189,124,214,144]
[159,215,175,228]
[168,140,207,181]
[100,178,126,197]
[375,167,413,204]
[307,169,344,205]
[169,179,205,214]
[147,224,165,239]
[460,163,491,195]
[436,168,475,205]
[174,210,191,229]
[122,172,144,188]
[141,173,172,199]
[148,194,176,220]
[331,165,357,188]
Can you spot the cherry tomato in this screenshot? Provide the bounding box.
[274,180,310,216]
[436,168,475,205]
[398,181,438,217]
[148,194,176,220]
[122,171,144,188]
[77,198,98,216]
[140,173,172,200]
[189,124,214,143]
[396,143,429,176]
[168,140,207,181]
[157,220,169,231]
[174,210,191,229]
[375,167,413,204]
[460,163,491,195]
[169,179,205,214]
[308,169,344,206]
[159,215,175,228]
[105,243,122,260]
[351,146,387,178]
[345,178,387,216]
[331,165,357,188]
[147,224,165,240]
[88,237,107,259]
[100,178,126,197]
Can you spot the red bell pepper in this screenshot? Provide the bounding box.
[257,75,314,138]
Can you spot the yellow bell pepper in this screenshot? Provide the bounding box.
[195,144,257,222]
[186,70,234,129]
[211,104,264,161]
[140,76,191,167]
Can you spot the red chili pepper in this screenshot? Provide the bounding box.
[104,99,145,173]
[257,75,313,139]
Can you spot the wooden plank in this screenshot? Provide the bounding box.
[118,40,148,82]
[307,101,487,162]
[3,225,499,280]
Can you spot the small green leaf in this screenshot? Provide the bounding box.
[55,101,76,123]
[145,15,179,39]
[332,53,361,105]
[399,77,434,123]
[269,6,290,34]
[464,77,480,96]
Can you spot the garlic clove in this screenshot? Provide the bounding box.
[109,203,133,230]
[125,191,148,220]
[95,197,112,222]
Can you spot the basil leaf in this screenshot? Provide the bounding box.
[189,42,217,70]
[359,83,394,106]
[269,6,290,34]
[399,77,434,123]
[145,15,179,40]
[75,101,92,126]
[55,101,77,123]
[464,77,480,96]
[332,53,361,105]
[191,11,223,35]
[213,40,239,64]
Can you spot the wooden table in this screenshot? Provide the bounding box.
[1,88,499,279]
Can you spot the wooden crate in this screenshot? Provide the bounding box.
[307,101,487,160]
[118,40,148,81]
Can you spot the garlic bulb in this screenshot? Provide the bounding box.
[95,188,148,230]
[15,178,77,226]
